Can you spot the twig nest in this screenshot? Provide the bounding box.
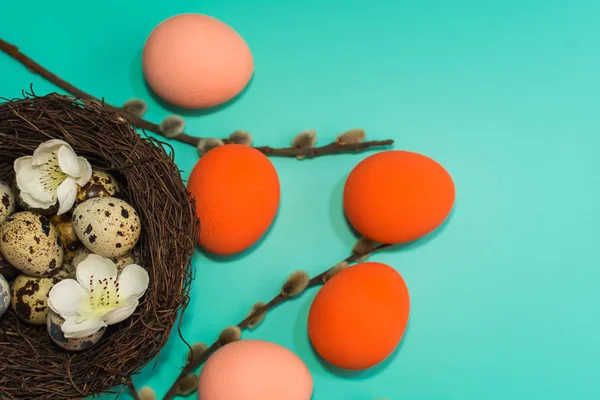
[72,197,141,257]
[75,170,121,205]
[198,340,313,400]
[0,212,64,277]
[142,13,254,109]
[187,144,280,255]
[343,150,455,244]
[0,273,9,317]
[47,309,105,351]
[308,262,410,370]
[0,181,15,225]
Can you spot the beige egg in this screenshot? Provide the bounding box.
[47,309,106,351]
[0,180,15,225]
[10,270,69,325]
[49,213,81,264]
[72,246,138,272]
[0,212,64,277]
[72,197,141,258]
[75,170,121,205]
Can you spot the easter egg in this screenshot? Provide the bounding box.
[10,271,69,325]
[343,150,455,244]
[187,144,280,255]
[0,180,15,225]
[143,13,254,109]
[198,340,313,400]
[0,273,10,317]
[308,262,410,370]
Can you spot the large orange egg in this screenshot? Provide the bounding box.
[308,262,410,370]
[343,150,455,244]
[187,144,280,255]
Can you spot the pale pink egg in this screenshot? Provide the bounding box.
[142,14,254,109]
[198,340,313,400]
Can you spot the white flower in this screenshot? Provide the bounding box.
[48,254,149,338]
[14,139,92,215]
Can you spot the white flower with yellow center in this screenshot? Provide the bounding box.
[14,139,92,215]
[48,254,149,338]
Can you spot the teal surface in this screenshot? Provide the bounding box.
[1,1,600,399]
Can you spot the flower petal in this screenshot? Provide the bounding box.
[48,279,89,317]
[76,254,118,287]
[61,316,106,339]
[56,177,77,215]
[15,155,59,203]
[57,145,81,177]
[102,298,138,325]
[76,157,92,186]
[18,191,56,210]
[117,264,149,300]
[32,139,72,165]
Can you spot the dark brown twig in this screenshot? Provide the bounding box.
[127,378,141,400]
[0,38,394,158]
[162,242,392,400]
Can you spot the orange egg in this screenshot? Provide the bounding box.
[186,144,280,255]
[343,150,455,244]
[308,262,410,370]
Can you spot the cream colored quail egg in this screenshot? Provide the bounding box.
[10,270,69,325]
[47,309,106,351]
[0,212,64,277]
[0,273,10,317]
[75,170,121,205]
[0,180,15,225]
[72,197,141,258]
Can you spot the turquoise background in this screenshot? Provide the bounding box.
[1,0,600,399]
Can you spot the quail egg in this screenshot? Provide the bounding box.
[0,252,20,281]
[10,270,69,325]
[72,246,138,272]
[0,180,15,225]
[0,273,10,317]
[47,309,106,351]
[0,212,64,277]
[72,197,141,258]
[49,213,81,263]
[75,170,121,205]
[11,179,59,216]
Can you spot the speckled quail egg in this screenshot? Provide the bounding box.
[75,170,121,205]
[49,213,81,264]
[0,180,15,225]
[72,246,138,272]
[47,309,106,351]
[0,273,10,317]
[10,270,69,325]
[0,212,64,277]
[72,197,141,258]
[11,179,59,216]
[0,252,20,281]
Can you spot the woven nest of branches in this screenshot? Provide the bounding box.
[0,91,199,399]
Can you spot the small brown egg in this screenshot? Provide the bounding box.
[75,170,121,205]
[72,197,141,258]
[10,271,69,325]
[49,213,81,264]
[0,252,20,281]
[0,180,15,225]
[0,212,64,277]
[47,309,105,351]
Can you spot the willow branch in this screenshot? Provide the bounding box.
[0,38,394,158]
[126,378,141,400]
[162,242,392,400]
